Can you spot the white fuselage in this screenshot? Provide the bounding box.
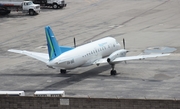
[47,37,121,69]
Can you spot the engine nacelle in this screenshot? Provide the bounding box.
[107,49,128,63]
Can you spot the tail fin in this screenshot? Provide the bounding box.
[45,26,61,61]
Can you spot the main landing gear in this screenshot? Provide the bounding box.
[60,69,66,74]
[110,64,117,75]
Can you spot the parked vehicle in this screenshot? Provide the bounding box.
[0,91,25,96]
[32,0,66,9]
[34,91,65,97]
[0,1,40,15]
[0,8,10,15]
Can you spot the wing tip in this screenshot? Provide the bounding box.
[8,49,16,52]
[8,49,24,53]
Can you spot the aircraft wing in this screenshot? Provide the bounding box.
[8,49,49,64]
[94,53,170,64]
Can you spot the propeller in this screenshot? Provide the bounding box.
[123,38,127,64]
[74,37,76,48]
[123,38,125,49]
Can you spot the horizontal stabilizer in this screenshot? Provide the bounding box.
[59,46,74,53]
[8,49,49,64]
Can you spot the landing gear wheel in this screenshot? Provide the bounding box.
[60,69,66,74]
[110,70,117,75]
[110,64,117,75]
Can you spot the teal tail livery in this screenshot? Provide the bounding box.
[45,26,61,60]
[8,26,170,75]
[45,26,73,61]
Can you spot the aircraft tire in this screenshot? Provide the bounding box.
[110,70,117,75]
[60,69,66,74]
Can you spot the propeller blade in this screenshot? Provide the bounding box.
[74,37,76,47]
[123,38,125,49]
[123,38,127,64]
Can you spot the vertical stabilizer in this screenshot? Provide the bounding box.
[45,26,61,61]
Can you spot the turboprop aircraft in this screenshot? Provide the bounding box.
[8,26,169,75]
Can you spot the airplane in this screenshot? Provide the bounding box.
[8,26,170,75]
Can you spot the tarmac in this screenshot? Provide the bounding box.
[0,0,180,99]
